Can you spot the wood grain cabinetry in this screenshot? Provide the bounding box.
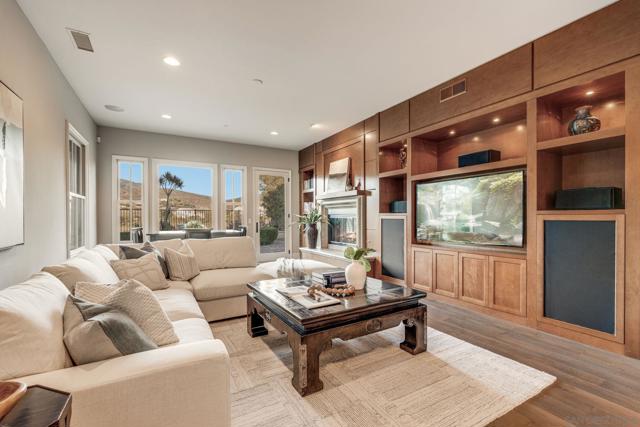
[410,44,532,131]
[534,0,640,89]
[379,101,409,141]
[459,253,489,306]
[433,250,458,298]
[489,256,526,316]
[299,145,314,169]
[411,247,433,291]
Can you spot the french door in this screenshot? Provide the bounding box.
[253,168,290,261]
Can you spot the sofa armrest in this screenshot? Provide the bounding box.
[15,340,230,427]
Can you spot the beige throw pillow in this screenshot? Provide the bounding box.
[63,295,157,365]
[110,253,168,291]
[165,243,200,281]
[43,257,118,292]
[74,280,178,346]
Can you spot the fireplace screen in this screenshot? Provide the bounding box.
[328,213,357,246]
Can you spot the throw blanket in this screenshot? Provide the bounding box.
[275,257,306,280]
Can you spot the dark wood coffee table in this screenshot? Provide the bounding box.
[247,277,427,396]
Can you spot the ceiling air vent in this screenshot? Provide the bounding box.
[67,28,94,52]
[440,78,466,102]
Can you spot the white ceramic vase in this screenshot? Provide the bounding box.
[345,260,367,290]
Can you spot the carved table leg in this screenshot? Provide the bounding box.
[247,299,268,337]
[400,305,426,355]
[289,334,328,396]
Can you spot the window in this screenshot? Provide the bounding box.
[153,161,216,231]
[113,156,147,242]
[67,126,87,254]
[221,165,246,230]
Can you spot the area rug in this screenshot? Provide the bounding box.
[211,318,555,427]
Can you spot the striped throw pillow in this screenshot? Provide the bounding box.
[164,243,200,281]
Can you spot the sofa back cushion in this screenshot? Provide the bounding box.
[42,255,119,292]
[186,237,257,270]
[0,273,70,380]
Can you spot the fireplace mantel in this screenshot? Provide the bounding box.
[316,189,371,201]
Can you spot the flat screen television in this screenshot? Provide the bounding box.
[415,170,525,247]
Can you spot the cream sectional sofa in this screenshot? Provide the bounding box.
[0,236,333,427]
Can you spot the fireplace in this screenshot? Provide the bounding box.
[318,192,367,249]
[327,208,357,246]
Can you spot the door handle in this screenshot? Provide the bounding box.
[255,222,259,233]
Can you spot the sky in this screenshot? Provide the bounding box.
[119,162,242,199]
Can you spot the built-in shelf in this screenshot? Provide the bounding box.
[302,188,315,194]
[316,189,371,200]
[378,168,407,178]
[537,209,625,215]
[410,157,527,182]
[537,126,625,154]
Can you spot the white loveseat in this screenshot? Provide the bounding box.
[0,237,333,427]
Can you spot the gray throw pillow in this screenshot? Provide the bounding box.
[63,295,157,365]
[121,242,170,278]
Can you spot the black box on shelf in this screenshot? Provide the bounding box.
[554,187,623,210]
[458,150,501,168]
[389,200,407,213]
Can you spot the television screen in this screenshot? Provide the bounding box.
[415,170,525,247]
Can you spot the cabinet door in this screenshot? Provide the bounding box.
[489,256,526,316]
[534,0,640,88]
[433,250,458,298]
[410,44,532,131]
[380,101,409,141]
[412,248,433,291]
[459,253,488,306]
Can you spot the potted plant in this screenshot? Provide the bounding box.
[343,246,373,290]
[295,205,325,249]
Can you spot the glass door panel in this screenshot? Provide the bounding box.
[254,169,289,261]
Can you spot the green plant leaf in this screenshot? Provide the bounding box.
[353,248,365,260]
[344,246,356,260]
[360,258,371,273]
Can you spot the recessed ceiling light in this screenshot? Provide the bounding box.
[252,78,264,85]
[516,125,525,132]
[606,102,616,109]
[472,136,480,142]
[310,123,321,129]
[163,56,180,66]
[586,90,595,96]
[104,104,124,112]
[161,114,172,119]
[270,131,279,136]
[492,117,501,124]
[449,130,456,136]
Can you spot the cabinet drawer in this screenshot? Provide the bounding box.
[410,44,532,131]
[534,0,640,88]
[433,250,458,298]
[489,256,526,316]
[459,253,488,306]
[412,247,433,291]
[380,101,409,141]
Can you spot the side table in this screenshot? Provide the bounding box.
[0,385,71,427]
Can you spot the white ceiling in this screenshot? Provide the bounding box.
[18,0,615,150]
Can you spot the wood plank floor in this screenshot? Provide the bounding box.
[424,299,640,427]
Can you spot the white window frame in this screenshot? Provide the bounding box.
[112,155,148,243]
[67,123,89,257]
[252,167,292,261]
[220,164,247,230]
[151,159,218,232]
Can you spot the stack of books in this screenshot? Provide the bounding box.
[311,269,346,287]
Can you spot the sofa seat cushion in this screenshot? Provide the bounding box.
[186,237,257,270]
[154,288,205,321]
[0,273,70,380]
[190,268,273,301]
[172,318,214,344]
[168,280,192,291]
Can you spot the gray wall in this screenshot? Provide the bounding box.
[96,126,299,253]
[0,0,97,287]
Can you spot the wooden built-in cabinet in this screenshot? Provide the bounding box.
[410,44,532,131]
[489,256,526,316]
[298,1,640,357]
[533,0,640,89]
[459,253,489,306]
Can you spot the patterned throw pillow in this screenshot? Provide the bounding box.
[74,280,178,346]
[120,243,170,278]
[110,253,168,291]
[63,295,157,365]
[164,243,200,281]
